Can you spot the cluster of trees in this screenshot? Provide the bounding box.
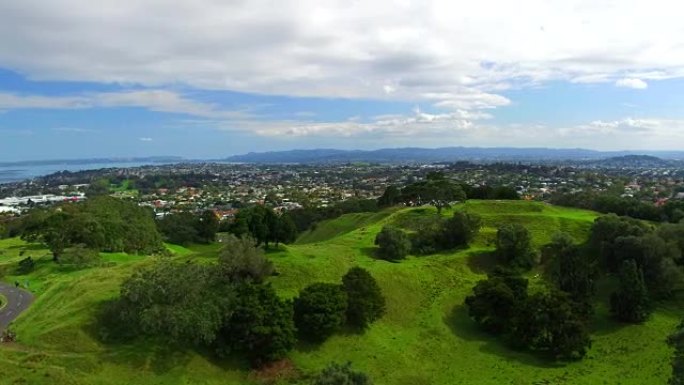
[378,172,466,213]
[589,214,684,322]
[467,225,596,360]
[551,192,684,223]
[378,173,519,211]
[465,268,591,360]
[287,199,379,233]
[228,206,298,248]
[100,236,385,366]
[157,210,219,245]
[19,196,164,261]
[375,211,482,260]
[294,267,386,343]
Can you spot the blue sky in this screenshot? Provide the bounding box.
[1,0,683,161]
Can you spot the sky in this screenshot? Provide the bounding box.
[1,0,684,161]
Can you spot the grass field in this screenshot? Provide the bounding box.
[0,200,680,384]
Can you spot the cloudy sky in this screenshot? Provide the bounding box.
[1,0,684,160]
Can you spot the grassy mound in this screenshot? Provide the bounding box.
[0,200,681,384]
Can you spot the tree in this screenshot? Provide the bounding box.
[218,235,274,283]
[610,259,650,323]
[216,282,296,366]
[342,267,386,329]
[116,261,231,344]
[274,214,298,246]
[547,232,595,301]
[378,185,402,207]
[61,244,101,267]
[313,362,372,385]
[465,270,528,334]
[668,320,684,385]
[495,224,536,270]
[511,290,591,360]
[157,212,199,245]
[438,211,482,249]
[374,226,411,261]
[611,234,683,299]
[294,283,348,342]
[196,210,219,243]
[588,214,650,272]
[17,256,35,274]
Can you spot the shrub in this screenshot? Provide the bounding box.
[342,267,385,329]
[374,226,411,261]
[294,283,348,342]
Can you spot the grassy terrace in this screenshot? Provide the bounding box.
[0,200,680,384]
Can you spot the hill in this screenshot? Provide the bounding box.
[0,201,681,384]
[225,147,684,164]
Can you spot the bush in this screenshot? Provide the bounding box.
[342,267,386,329]
[218,235,274,283]
[610,259,651,323]
[511,290,591,360]
[216,283,296,366]
[17,256,35,274]
[374,226,411,261]
[465,269,528,334]
[495,224,536,270]
[437,211,482,249]
[294,283,348,342]
[313,362,372,385]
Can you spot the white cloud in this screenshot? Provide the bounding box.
[0,0,683,111]
[615,78,648,89]
[138,137,153,142]
[0,90,248,118]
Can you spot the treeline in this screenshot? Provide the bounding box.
[378,173,518,210]
[157,205,298,247]
[375,211,482,260]
[18,196,164,261]
[287,199,380,233]
[464,213,684,361]
[99,235,385,367]
[551,191,684,223]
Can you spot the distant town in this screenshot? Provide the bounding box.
[1,155,683,221]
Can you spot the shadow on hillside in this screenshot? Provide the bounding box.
[360,247,378,259]
[465,250,498,274]
[444,305,566,369]
[9,243,45,251]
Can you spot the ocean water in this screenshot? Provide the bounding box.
[0,162,158,184]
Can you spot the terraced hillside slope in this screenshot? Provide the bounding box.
[0,201,681,384]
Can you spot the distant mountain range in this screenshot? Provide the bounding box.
[225,147,684,164]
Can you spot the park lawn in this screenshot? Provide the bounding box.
[0,200,681,384]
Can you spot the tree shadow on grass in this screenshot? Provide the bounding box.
[465,250,498,274]
[444,304,566,369]
[359,246,377,259]
[8,243,45,251]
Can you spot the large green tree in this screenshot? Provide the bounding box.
[495,224,536,270]
[375,226,411,261]
[465,270,528,334]
[610,259,651,323]
[215,283,296,366]
[511,290,591,360]
[342,267,386,329]
[294,283,348,342]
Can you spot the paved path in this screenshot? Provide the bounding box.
[0,282,34,331]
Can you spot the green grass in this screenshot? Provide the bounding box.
[0,292,6,311]
[0,200,681,384]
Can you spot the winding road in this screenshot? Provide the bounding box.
[0,282,34,331]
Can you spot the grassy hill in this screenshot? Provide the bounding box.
[0,200,681,384]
